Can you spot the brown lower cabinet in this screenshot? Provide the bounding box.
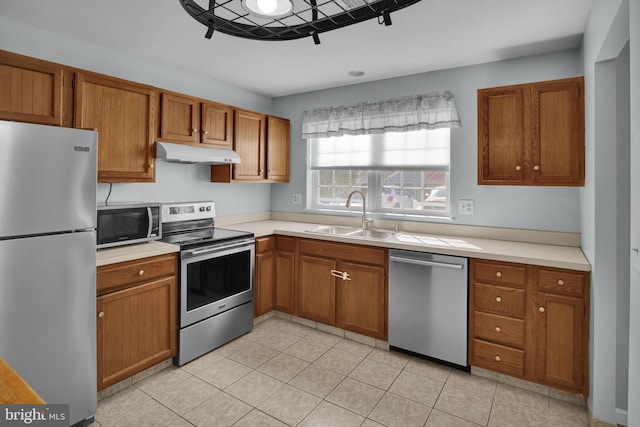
[254,236,295,317]
[297,238,387,340]
[96,254,177,390]
[469,258,589,396]
[254,236,387,340]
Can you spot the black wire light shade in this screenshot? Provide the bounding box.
[180,0,422,44]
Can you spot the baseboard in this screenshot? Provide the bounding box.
[616,407,628,426]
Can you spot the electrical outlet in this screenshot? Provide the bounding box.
[458,199,475,215]
[292,193,302,205]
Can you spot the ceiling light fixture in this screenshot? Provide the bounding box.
[180,0,422,44]
[242,0,294,19]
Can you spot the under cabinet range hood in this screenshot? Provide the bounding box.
[156,141,241,164]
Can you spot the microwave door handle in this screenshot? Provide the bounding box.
[147,207,153,238]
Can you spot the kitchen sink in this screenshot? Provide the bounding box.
[305,226,401,240]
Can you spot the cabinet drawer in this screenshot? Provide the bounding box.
[275,236,295,252]
[299,238,386,266]
[256,236,275,252]
[472,339,524,377]
[537,268,585,296]
[474,311,525,348]
[474,283,526,317]
[97,254,177,295]
[474,261,527,287]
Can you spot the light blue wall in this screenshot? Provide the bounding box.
[272,50,583,232]
[581,0,630,423]
[0,17,273,216]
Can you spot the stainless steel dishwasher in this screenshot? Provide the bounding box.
[388,249,468,367]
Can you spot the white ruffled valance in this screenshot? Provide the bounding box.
[302,91,461,139]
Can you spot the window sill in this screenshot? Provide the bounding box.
[303,208,454,223]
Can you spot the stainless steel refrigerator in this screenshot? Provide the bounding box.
[0,120,98,426]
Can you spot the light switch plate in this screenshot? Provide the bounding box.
[292,193,302,205]
[458,199,475,215]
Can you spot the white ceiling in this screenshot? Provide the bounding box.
[0,0,593,97]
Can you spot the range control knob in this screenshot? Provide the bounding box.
[199,206,205,212]
[206,206,212,211]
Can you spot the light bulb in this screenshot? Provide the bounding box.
[256,0,277,14]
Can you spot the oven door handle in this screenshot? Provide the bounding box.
[185,239,254,257]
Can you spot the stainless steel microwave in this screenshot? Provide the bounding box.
[97,202,161,249]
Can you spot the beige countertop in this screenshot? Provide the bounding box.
[226,220,591,272]
[96,241,179,267]
[95,220,590,272]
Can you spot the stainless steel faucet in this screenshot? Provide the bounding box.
[346,190,370,229]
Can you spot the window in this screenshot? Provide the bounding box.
[307,128,450,216]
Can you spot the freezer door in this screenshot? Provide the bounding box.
[0,232,97,425]
[0,120,97,237]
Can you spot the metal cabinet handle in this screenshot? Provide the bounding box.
[495,355,501,362]
[495,326,501,333]
[557,279,565,286]
[138,269,145,276]
[203,130,208,135]
[539,306,545,313]
[496,296,502,303]
[98,312,104,318]
[192,128,198,132]
[496,271,502,278]
[515,165,522,171]
[330,269,351,281]
[534,165,540,171]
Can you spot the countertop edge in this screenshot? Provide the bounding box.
[96,241,180,267]
[232,220,592,272]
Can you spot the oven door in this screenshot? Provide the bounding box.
[180,238,254,328]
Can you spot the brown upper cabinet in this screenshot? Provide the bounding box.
[159,92,233,149]
[478,77,584,186]
[211,110,290,183]
[74,72,157,183]
[0,50,71,126]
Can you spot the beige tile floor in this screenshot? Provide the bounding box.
[93,317,590,427]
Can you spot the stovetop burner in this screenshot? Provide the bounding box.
[160,201,253,250]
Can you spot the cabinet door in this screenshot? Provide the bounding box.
[160,93,199,144]
[478,86,525,184]
[337,261,386,340]
[274,249,296,314]
[298,254,336,325]
[266,116,290,182]
[0,51,64,126]
[255,238,275,317]
[202,101,233,148]
[74,73,156,182]
[531,78,584,185]
[96,276,177,390]
[533,292,586,394]
[233,109,266,180]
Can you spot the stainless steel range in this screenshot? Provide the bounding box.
[161,201,255,366]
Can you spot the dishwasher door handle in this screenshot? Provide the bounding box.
[389,255,464,270]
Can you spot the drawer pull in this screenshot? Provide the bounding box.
[539,306,545,313]
[515,165,522,171]
[496,271,502,278]
[98,311,104,318]
[138,269,145,276]
[495,355,501,362]
[495,326,501,333]
[496,296,502,303]
[533,165,540,171]
[557,279,565,286]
